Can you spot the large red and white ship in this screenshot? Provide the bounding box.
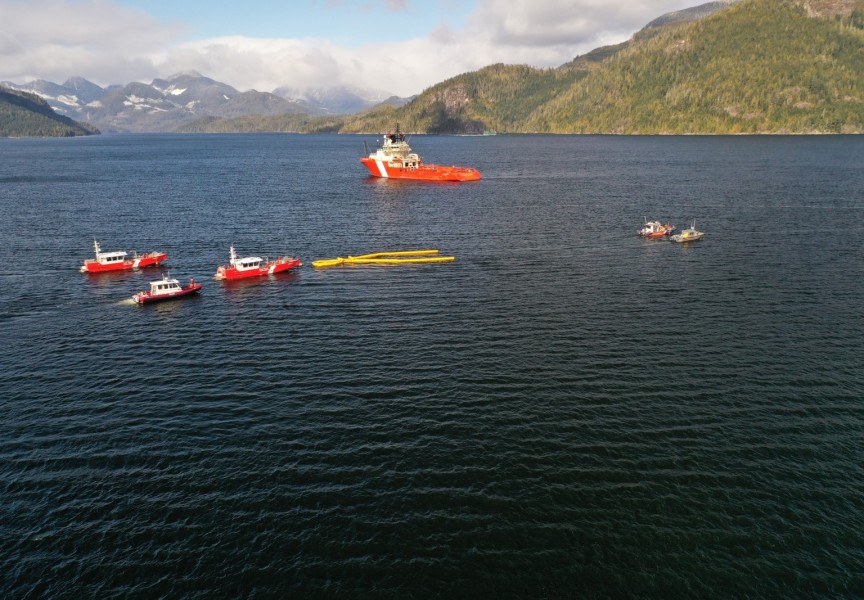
[360,124,481,182]
[80,240,167,273]
[214,245,302,280]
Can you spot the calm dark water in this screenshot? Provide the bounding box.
[1,133,863,598]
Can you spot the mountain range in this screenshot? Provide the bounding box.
[1,72,406,133]
[3,0,863,136]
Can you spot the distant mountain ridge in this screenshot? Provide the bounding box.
[2,72,313,133]
[643,0,741,28]
[2,71,402,132]
[0,85,99,137]
[4,0,863,135]
[273,84,406,115]
[1,2,726,134]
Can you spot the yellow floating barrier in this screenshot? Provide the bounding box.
[352,249,442,259]
[348,256,455,265]
[312,257,346,268]
[313,249,455,268]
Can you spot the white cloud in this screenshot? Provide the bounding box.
[467,0,699,56]
[160,36,352,93]
[0,0,184,84]
[383,0,410,11]
[0,0,697,96]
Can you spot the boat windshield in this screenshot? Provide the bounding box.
[152,280,180,291]
[99,251,127,263]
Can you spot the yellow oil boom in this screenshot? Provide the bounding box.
[312,249,455,268]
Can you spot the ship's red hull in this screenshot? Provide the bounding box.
[215,257,302,280]
[360,157,481,181]
[81,252,167,273]
[133,282,202,304]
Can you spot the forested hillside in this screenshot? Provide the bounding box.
[180,0,864,135]
[339,64,586,134]
[0,86,100,137]
[526,0,864,133]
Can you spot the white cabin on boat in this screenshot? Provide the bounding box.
[150,278,181,294]
[228,245,264,271]
[96,250,127,264]
[370,125,422,167]
[235,257,263,271]
[91,240,127,265]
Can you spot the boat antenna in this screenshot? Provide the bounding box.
[363,140,369,155]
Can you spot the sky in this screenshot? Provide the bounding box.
[1,0,702,97]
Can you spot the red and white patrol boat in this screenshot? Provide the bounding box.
[132,275,201,304]
[80,239,167,273]
[360,124,481,182]
[214,245,302,280]
[638,220,677,239]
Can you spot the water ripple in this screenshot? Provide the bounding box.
[1,134,863,597]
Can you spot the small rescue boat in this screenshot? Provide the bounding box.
[132,275,202,304]
[360,123,481,182]
[214,245,302,280]
[80,239,167,273]
[671,221,704,243]
[639,220,676,238]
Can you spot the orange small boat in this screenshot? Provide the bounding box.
[360,124,481,182]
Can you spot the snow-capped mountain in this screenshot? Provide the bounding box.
[0,78,98,117]
[2,71,383,132]
[3,72,406,131]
